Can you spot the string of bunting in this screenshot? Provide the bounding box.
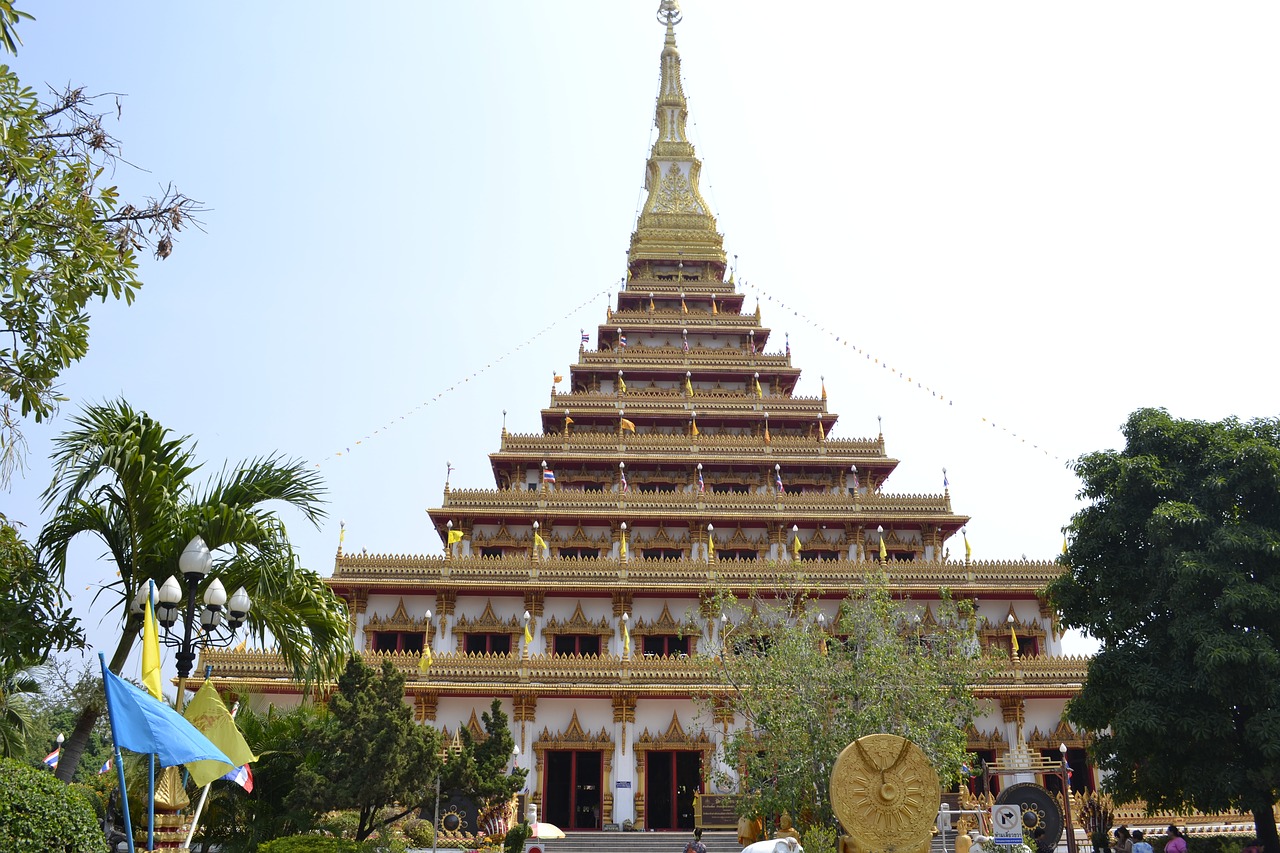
[315,288,612,467]
[741,280,1066,463]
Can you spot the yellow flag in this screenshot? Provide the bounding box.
[685,376,693,397]
[755,377,763,399]
[1010,624,1020,656]
[711,298,718,315]
[681,298,688,313]
[792,534,801,560]
[620,417,636,433]
[879,535,887,562]
[618,376,626,393]
[691,418,699,437]
[142,588,164,702]
[419,643,433,671]
[1062,535,1068,555]
[821,381,827,400]
[622,619,630,655]
[621,531,628,559]
[764,424,771,444]
[964,530,972,562]
[183,681,254,786]
[447,529,464,545]
[708,534,715,558]
[648,296,655,311]
[534,532,547,552]
[553,374,563,384]
[524,621,534,646]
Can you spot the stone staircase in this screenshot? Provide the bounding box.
[535,829,740,852]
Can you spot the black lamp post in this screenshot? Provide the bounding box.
[144,536,252,710]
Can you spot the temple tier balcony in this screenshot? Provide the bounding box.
[193,646,1088,697]
[546,389,821,414]
[499,431,887,458]
[578,349,794,370]
[603,309,766,330]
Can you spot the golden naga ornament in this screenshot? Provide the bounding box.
[830,734,940,853]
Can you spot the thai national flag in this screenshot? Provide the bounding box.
[221,764,254,793]
[776,471,785,494]
[43,749,59,769]
[543,469,556,484]
[683,338,689,353]
[697,470,704,494]
[581,332,589,344]
[619,334,627,348]
[98,758,113,774]
[620,471,628,494]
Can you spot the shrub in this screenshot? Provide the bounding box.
[404,818,436,847]
[0,758,107,853]
[503,822,531,853]
[316,810,361,838]
[802,824,838,853]
[258,837,360,853]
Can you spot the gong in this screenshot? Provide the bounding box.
[830,734,941,853]
[995,782,1063,848]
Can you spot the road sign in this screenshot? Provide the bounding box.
[992,804,1023,845]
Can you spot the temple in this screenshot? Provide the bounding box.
[202,1,1090,834]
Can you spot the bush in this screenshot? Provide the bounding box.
[259,837,361,853]
[404,818,436,847]
[802,825,838,853]
[503,822,531,853]
[316,810,362,839]
[0,758,107,853]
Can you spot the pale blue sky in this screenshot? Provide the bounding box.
[7,2,1279,663]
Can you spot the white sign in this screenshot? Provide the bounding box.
[992,804,1023,845]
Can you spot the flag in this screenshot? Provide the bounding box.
[697,469,704,494]
[821,380,827,400]
[619,334,627,348]
[1010,623,1020,656]
[419,643,433,671]
[1062,535,1068,555]
[447,529,464,545]
[648,295,655,311]
[754,377,763,399]
[626,268,632,282]
[691,416,699,437]
[221,763,254,793]
[816,420,825,441]
[142,584,163,702]
[620,417,636,433]
[524,620,534,646]
[707,534,715,558]
[553,374,563,384]
[792,534,801,560]
[964,529,972,562]
[618,375,627,393]
[685,375,693,397]
[879,535,887,562]
[622,618,630,655]
[775,470,784,494]
[728,271,735,285]
[534,532,547,552]
[620,530,628,559]
[764,423,771,444]
[100,662,234,771]
[621,470,629,494]
[98,758,113,774]
[681,297,688,313]
[711,296,718,315]
[581,331,590,345]
[183,681,259,787]
[943,470,950,489]
[785,334,790,357]
[543,469,556,484]
[749,339,756,355]
[683,337,689,353]
[851,467,860,491]
[43,749,59,769]
[564,414,574,431]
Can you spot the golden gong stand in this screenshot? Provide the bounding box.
[830,734,941,853]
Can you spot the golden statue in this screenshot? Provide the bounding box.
[830,734,941,853]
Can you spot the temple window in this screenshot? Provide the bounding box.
[560,547,600,559]
[641,548,684,561]
[464,633,512,655]
[799,550,839,562]
[888,552,915,562]
[1039,747,1093,793]
[369,631,425,654]
[480,547,505,558]
[553,634,601,656]
[719,549,757,561]
[642,635,690,657]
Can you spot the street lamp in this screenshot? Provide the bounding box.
[153,536,252,709]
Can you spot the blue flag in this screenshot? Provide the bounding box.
[101,666,235,771]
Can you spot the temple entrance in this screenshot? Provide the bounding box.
[644,750,701,830]
[543,750,603,830]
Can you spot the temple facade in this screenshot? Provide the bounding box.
[201,2,1089,833]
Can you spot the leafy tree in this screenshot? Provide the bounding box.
[0,756,106,852]
[17,659,110,782]
[288,657,443,842]
[702,572,989,831]
[0,7,201,482]
[0,514,83,673]
[440,698,527,834]
[38,399,351,780]
[1048,408,1280,853]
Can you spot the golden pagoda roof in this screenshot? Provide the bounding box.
[627,3,726,273]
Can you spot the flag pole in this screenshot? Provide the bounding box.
[99,652,138,853]
[148,752,156,851]
[184,692,240,850]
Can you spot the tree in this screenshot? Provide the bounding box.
[16,659,111,782]
[0,514,83,673]
[38,399,351,780]
[288,656,443,842]
[440,698,527,835]
[1048,408,1280,853]
[0,7,202,482]
[703,573,989,832]
[0,757,106,853]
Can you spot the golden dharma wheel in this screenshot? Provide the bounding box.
[830,734,941,853]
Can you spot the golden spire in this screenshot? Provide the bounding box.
[627,2,727,277]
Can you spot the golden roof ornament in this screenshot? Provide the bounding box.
[628,0,726,277]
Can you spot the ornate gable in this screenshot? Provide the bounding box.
[631,602,700,638]
[543,601,613,636]
[454,599,521,634]
[365,598,431,636]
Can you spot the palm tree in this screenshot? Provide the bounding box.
[38,399,352,780]
[0,666,39,758]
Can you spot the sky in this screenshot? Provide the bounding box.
[6,1,1279,666]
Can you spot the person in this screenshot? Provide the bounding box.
[1132,830,1154,853]
[1164,826,1188,853]
[686,826,708,853]
[1115,826,1134,853]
